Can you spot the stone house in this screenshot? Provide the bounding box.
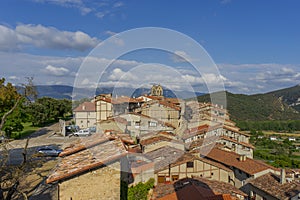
[138,146,233,185]
[204,148,279,188]
[136,99,181,129]
[73,101,96,129]
[97,113,175,138]
[46,135,128,200]
[139,134,184,153]
[241,170,300,200]
[95,94,143,123]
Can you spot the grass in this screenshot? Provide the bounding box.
[11,122,40,139]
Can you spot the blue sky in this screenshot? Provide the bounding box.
[1,0,300,94]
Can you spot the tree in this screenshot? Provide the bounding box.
[27,97,72,126]
[0,77,37,200]
[0,78,22,137]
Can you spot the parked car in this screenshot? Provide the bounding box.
[0,135,7,143]
[36,146,62,157]
[73,129,91,137]
[88,126,96,133]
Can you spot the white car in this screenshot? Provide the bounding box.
[73,129,91,137]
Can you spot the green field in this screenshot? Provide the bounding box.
[11,122,40,139]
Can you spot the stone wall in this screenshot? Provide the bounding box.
[59,161,121,200]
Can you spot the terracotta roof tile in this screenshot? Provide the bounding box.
[96,96,144,104]
[73,101,95,112]
[153,177,246,200]
[205,148,273,175]
[46,137,127,184]
[144,147,185,173]
[248,172,300,199]
[140,135,173,146]
[59,135,111,157]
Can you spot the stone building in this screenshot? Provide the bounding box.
[150,84,163,96]
[241,170,300,200]
[137,99,181,128]
[46,135,128,200]
[204,148,279,188]
[73,101,96,129]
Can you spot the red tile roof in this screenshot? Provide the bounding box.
[248,172,300,199]
[59,135,111,157]
[73,101,95,112]
[153,177,246,200]
[46,137,127,184]
[205,148,274,175]
[97,96,144,104]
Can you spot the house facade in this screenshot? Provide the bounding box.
[73,101,96,129]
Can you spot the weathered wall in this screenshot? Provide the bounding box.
[74,111,96,129]
[59,161,120,200]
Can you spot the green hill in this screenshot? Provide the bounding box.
[267,84,300,112]
[195,91,300,121]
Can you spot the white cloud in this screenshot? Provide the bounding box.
[172,50,194,63]
[0,25,19,51]
[44,65,70,76]
[8,76,20,81]
[108,68,137,81]
[33,0,92,15]
[33,0,125,19]
[0,24,99,52]
[15,24,99,51]
[2,50,300,95]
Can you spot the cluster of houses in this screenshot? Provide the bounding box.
[50,85,300,200]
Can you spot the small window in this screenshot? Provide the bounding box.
[172,175,179,181]
[135,121,140,126]
[211,172,214,176]
[186,162,194,168]
[149,121,157,127]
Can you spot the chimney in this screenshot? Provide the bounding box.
[82,105,85,110]
[239,155,247,162]
[280,168,286,184]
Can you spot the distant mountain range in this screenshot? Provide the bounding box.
[195,85,300,121]
[35,85,204,100]
[36,84,300,121]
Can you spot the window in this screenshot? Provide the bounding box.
[186,162,194,168]
[172,175,179,181]
[127,121,131,126]
[149,121,157,127]
[135,121,140,126]
[211,172,214,176]
[158,176,165,183]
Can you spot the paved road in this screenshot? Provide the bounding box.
[2,122,78,165]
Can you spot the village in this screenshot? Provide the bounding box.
[46,84,300,200]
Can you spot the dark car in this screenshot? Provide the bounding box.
[36,147,62,157]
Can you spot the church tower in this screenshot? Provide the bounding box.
[150,84,163,96]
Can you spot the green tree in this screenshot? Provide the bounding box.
[128,178,154,200]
